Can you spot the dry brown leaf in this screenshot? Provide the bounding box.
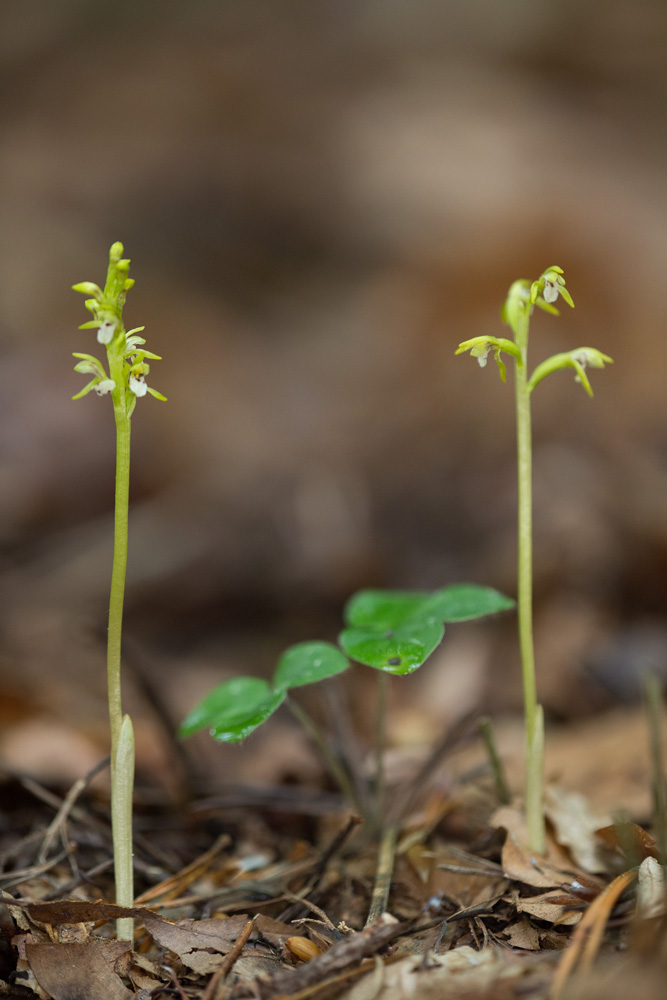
[142,912,255,975]
[595,821,659,864]
[24,940,133,1000]
[14,898,293,980]
[128,951,164,993]
[544,786,612,873]
[12,934,49,1000]
[492,805,579,888]
[504,918,541,950]
[514,889,581,927]
[340,945,545,1000]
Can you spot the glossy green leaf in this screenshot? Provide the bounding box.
[339,618,445,675]
[343,590,430,630]
[179,677,284,742]
[340,584,514,675]
[415,584,515,623]
[273,641,349,692]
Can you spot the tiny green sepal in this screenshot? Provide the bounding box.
[72,281,103,299]
[72,378,101,400]
[72,353,108,379]
[146,386,168,401]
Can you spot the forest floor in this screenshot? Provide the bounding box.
[1,702,665,1000]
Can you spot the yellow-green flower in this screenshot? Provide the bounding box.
[455,335,521,382]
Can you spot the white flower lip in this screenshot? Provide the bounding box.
[94,379,116,396]
[129,374,147,397]
[542,280,559,304]
[97,320,117,345]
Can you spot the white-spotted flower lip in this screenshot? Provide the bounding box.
[542,279,560,303]
[97,319,118,345]
[129,373,147,397]
[94,379,116,396]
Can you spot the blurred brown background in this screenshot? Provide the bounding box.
[1,0,666,791]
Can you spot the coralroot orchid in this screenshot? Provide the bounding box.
[457,266,612,854]
[72,243,166,940]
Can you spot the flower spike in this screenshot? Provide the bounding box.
[72,243,166,410]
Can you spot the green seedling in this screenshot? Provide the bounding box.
[181,584,514,822]
[72,243,166,940]
[456,266,612,854]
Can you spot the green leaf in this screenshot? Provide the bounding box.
[416,584,515,622]
[340,585,514,675]
[179,677,284,742]
[344,590,430,630]
[273,641,349,692]
[340,618,444,675]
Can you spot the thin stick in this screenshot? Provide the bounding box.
[202,915,256,1000]
[478,716,511,805]
[374,672,388,826]
[255,913,401,1000]
[365,823,398,927]
[287,698,365,817]
[644,672,667,862]
[323,682,372,818]
[38,756,110,863]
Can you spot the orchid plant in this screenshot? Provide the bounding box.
[72,243,166,940]
[456,266,612,853]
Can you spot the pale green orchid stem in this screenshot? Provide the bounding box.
[513,307,546,856]
[107,333,135,939]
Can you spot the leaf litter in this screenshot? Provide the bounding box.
[0,705,666,1000]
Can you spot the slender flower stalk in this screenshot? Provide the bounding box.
[510,282,545,853]
[456,267,611,854]
[72,243,166,939]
